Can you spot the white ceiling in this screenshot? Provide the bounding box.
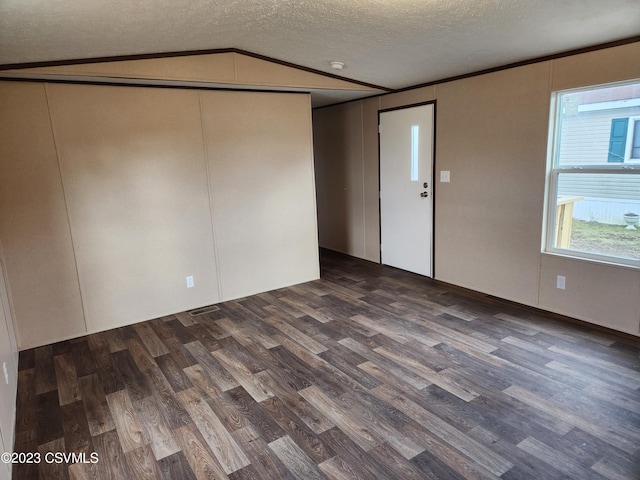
[2,0,640,93]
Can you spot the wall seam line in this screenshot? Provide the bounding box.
[308,94,321,278]
[43,83,90,334]
[537,60,555,308]
[360,100,367,258]
[232,52,238,82]
[198,90,224,301]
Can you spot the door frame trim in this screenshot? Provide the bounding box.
[378,100,437,277]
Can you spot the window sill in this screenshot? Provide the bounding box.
[541,250,640,271]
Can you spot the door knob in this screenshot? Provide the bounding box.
[420,192,428,197]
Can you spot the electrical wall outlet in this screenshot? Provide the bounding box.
[556,275,566,290]
[440,170,450,183]
[186,276,194,288]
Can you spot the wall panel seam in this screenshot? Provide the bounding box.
[232,53,238,82]
[198,90,224,301]
[537,60,555,309]
[307,94,321,277]
[360,101,367,258]
[43,83,89,335]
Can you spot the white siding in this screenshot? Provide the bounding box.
[557,173,640,224]
[556,105,640,224]
[558,173,640,200]
[558,105,640,165]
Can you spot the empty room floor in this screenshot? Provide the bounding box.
[12,249,640,479]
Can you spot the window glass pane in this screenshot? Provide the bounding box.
[411,124,419,181]
[554,172,640,260]
[632,119,640,159]
[557,84,640,166]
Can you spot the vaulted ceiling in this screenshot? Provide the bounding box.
[2,0,640,99]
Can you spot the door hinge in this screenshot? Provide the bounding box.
[378,124,381,134]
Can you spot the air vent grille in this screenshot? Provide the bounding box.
[187,305,220,316]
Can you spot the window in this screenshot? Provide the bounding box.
[608,116,640,163]
[545,80,640,267]
[411,124,419,181]
[627,117,640,161]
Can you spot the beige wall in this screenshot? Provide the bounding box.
[313,41,640,335]
[0,82,87,347]
[313,102,366,257]
[538,255,640,334]
[201,90,319,300]
[434,63,550,306]
[0,81,319,349]
[362,97,382,262]
[46,84,221,332]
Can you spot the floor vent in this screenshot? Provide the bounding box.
[188,305,220,316]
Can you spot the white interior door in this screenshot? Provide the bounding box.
[380,104,434,277]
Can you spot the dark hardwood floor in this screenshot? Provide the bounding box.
[13,249,640,479]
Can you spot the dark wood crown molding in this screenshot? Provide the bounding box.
[0,48,391,92]
[391,35,640,95]
[314,35,640,109]
[2,35,638,109]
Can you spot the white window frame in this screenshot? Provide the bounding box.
[625,116,640,163]
[544,81,640,268]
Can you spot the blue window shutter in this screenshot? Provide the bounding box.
[608,118,628,162]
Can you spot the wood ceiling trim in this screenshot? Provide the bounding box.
[0,48,391,92]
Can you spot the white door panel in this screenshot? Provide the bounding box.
[380,104,434,277]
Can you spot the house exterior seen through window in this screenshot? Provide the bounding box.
[545,80,640,267]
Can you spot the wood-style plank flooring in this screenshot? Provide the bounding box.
[13,249,640,479]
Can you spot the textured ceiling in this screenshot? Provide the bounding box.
[1,0,640,91]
